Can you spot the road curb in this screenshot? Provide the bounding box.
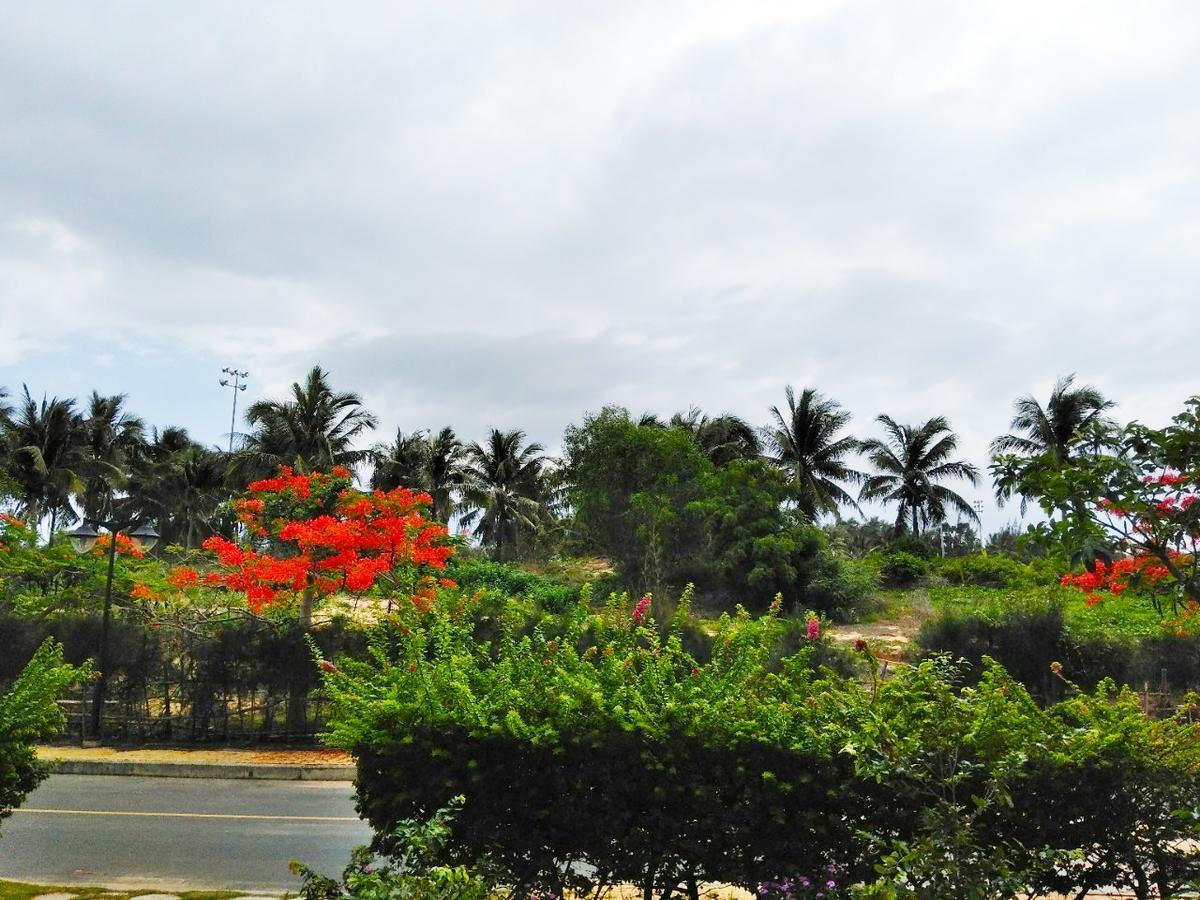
[46,758,357,781]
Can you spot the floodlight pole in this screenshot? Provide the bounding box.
[219,368,249,453]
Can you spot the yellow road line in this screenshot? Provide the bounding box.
[13,807,358,822]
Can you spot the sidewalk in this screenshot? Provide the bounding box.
[35,745,355,781]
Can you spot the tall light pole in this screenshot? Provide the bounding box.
[219,368,248,453]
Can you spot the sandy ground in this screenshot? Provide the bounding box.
[35,745,353,767]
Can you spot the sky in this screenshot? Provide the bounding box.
[1,1,1197,536]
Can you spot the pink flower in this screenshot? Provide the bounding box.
[632,595,651,625]
[806,617,820,642]
[320,660,339,673]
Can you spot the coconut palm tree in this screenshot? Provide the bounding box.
[131,427,231,549]
[459,429,546,561]
[240,366,378,477]
[762,386,863,519]
[668,408,761,467]
[371,426,465,525]
[859,415,979,536]
[76,392,146,523]
[371,429,429,491]
[990,374,1115,510]
[425,427,466,524]
[2,387,84,535]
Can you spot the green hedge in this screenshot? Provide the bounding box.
[320,590,1200,897]
[915,593,1200,699]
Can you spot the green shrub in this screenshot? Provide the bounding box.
[292,796,497,899]
[875,551,927,587]
[1,640,88,831]
[915,594,1069,699]
[917,588,1200,698]
[930,552,1042,589]
[446,558,577,613]
[803,554,881,622]
[885,534,935,560]
[319,590,1200,897]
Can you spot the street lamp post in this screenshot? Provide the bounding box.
[220,368,248,453]
[67,518,159,738]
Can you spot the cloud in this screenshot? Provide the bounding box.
[1,0,1199,536]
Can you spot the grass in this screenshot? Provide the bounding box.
[0,883,248,900]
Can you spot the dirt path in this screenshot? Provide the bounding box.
[828,589,934,659]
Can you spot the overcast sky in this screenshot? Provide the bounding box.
[1,2,1196,534]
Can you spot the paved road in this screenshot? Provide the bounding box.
[0,774,373,892]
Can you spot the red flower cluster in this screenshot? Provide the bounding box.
[632,595,651,625]
[176,469,456,614]
[167,567,200,588]
[130,582,164,601]
[1061,553,1181,607]
[1143,471,1189,487]
[95,532,145,559]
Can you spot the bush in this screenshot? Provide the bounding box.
[803,554,881,622]
[0,640,88,831]
[446,559,577,614]
[875,551,927,587]
[916,589,1200,698]
[914,594,1069,700]
[292,796,497,899]
[930,552,1043,589]
[885,534,935,560]
[319,590,1200,897]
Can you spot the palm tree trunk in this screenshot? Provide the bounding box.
[912,505,919,536]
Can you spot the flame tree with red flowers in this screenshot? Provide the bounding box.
[992,397,1200,619]
[167,466,456,629]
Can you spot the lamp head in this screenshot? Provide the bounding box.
[129,522,160,552]
[66,521,100,555]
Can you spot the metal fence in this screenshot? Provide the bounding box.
[54,683,332,745]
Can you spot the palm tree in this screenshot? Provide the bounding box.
[371,429,429,491]
[668,408,761,466]
[131,427,231,549]
[240,366,378,477]
[859,415,979,535]
[2,387,84,535]
[762,386,863,519]
[425,427,466,524]
[370,426,465,524]
[990,374,1115,509]
[0,386,15,505]
[459,429,546,561]
[77,392,146,523]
